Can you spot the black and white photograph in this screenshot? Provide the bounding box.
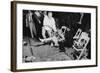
[22,10,91,62]
[11,1,97,71]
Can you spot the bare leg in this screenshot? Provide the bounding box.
[39,37,53,42]
[40,36,59,46]
[32,22,36,37]
[52,36,59,46]
[42,27,46,39]
[29,23,34,38]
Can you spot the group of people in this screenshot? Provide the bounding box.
[25,10,42,39]
[25,10,71,52]
[25,11,58,39]
[25,10,91,52]
[24,10,91,60]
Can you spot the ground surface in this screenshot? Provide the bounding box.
[23,37,76,62]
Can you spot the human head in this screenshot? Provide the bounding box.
[43,11,47,15]
[48,12,52,18]
[35,11,41,17]
[28,10,31,13]
[28,10,32,15]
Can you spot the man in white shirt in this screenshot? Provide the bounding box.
[42,12,57,39]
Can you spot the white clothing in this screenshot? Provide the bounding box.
[43,15,56,32]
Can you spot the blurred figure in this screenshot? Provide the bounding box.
[40,26,69,47]
[33,11,43,39]
[42,12,57,39]
[34,11,42,24]
[77,13,84,24]
[26,10,36,38]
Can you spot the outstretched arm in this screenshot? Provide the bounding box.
[78,13,84,24]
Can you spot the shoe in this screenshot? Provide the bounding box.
[55,43,59,46]
[23,41,27,46]
[39,38,44,42]
[50,43,54,46]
